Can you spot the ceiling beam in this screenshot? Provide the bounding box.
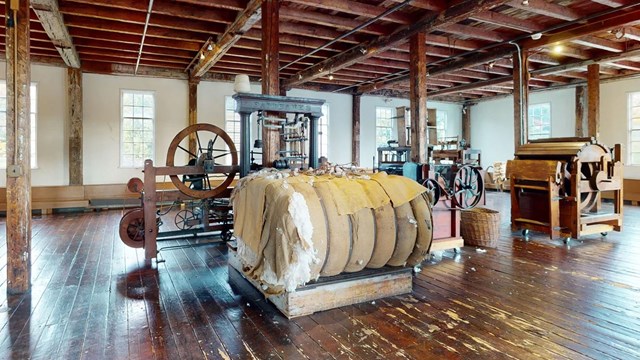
[470,10,544,33]
[520,7,640,49]
[284,0,510,88]
[284,0,413,25]
[590,0,629,7]
[190,0,262,77]
[571,35,625,52]
[31,0,81,67]
[428,75,512,97]
[622,27,640,41]
[439,23,506,42]
[508,0,582,21]
[607,60,640,71]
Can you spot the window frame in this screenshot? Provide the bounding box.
[375,106,395,148]
[0,80,38,169]
[436,110,448,143]
[628,92,640,166]
[224,96,241,165]
[318,103,329,158]
[527,102,552,141]
[120,89,156,168]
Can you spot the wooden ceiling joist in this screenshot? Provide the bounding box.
[190,0,262,78]
[508,0,583,21]
[284,0,511,88]
[571,35,625,52]
[31,0,81,68]
[470,10,544,33]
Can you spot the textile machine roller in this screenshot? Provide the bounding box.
[118,123,239,261]
[507,137,623,243]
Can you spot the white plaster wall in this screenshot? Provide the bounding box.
[287,88,353,165]
[83,73,188,184]
[360,95,462,167]
[0,63,67,187]
[471,87,575,169]
[600,77,640,179]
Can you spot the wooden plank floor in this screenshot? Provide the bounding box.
[1,192,640,359]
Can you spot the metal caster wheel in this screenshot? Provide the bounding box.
[600,232,608,237]
[221,229,233,242]
[453,247,461,254]
[563,237,571,245]
[521,229,530,241]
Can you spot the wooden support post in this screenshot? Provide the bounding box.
[396,106,407,147]
[575,85,586,137]
[513,50,529,149]
[352,94,361,165]
[188,77,199,155]
[143,160,157,263]
[68,67,83,185]
[462,105,471,147]
[5,0,32,294]
[409,32,428,163]
[261,0,280,167]
[587,64,600,138]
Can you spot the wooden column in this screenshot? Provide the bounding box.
[261,0,280,167]
[395,106,407,147]
[352,94,361,166]
[188,76,199,155]
[5,0,32,294]
[513,50,529,149]
[68,68,83,185]
[575,85,586,137]
[587,64,600,138]
[409,32,428,163]
[462,105,471,147]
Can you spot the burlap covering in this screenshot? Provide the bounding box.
[231,170,433,294]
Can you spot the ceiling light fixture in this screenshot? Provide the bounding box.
[488,62,495,69]
[329,74,334,81]
[531,33,542,40]
[552,44,563,54]
[200,53,205,60]
[522,0,529,5]
[207,44,213,51]
[613,28,625,39]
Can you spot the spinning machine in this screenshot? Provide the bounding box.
[507,137,623,242]
[119,123,239,261]
[420,164,484,251]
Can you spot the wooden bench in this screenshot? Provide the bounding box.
[0,185,89,214]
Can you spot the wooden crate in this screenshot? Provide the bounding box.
[228,249,413,318]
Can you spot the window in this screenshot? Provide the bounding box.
[0,81,37,169]
[319,104,329,158]
[528,103,551,140]
[436,110,448,142]
[628,92,640,165]
[121,90,154,168]
[375,107,394,147]
[224,96,241,165]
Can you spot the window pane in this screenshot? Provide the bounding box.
[123,92,134,106]
[123,106,133,118]
[528,103,551,140]
[121,90,155,167]
[143,106,154,118]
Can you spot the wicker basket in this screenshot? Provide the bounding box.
[461,207,500,248]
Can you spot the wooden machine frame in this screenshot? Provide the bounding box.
[507,137,623,242]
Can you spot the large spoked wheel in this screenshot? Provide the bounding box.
[119,208,145,248]
[452,165,484,209]
[175,209,198,230]
[167,124,238,199]
[421,178,441,206]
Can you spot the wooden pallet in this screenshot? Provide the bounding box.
[228,249,413,318]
